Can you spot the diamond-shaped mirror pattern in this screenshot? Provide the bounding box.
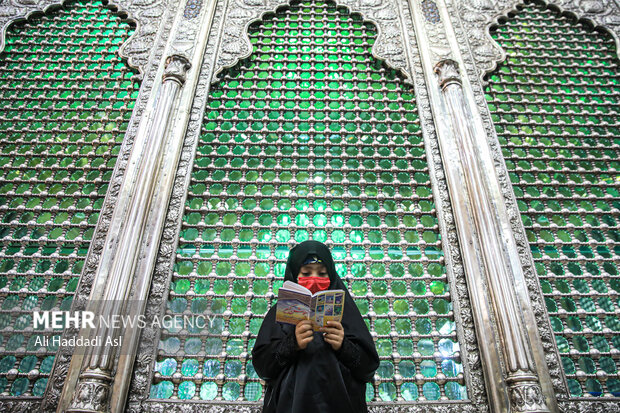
[0,0,139,398]
[150,0,468,403]
[486,1,620,398]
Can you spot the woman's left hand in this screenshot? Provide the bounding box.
[320,321,344,351]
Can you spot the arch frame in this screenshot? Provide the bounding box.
[0,1,175,412]
[124,0,489,412]
[212,0,413,83]
[17,0,182,411]
[0,0,167,76]
[453,0,620,84]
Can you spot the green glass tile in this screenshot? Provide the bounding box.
[151,381,174,399]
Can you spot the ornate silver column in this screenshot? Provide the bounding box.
[52,0,220,411]
[62,53,190,413]
[435,59,550,413]
[407,0,557,412]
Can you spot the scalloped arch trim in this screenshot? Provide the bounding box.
[456,0,620,84]
[0,0,165,76]
[213,0,413,83]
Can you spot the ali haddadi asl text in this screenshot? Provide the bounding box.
[34,335,122,348]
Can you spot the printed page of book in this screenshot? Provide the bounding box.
[311,290,345,330]
[275,281,312,326]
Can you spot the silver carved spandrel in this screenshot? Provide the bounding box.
[0,0,65,53]
[213,0,413,82]
[451,0,517,82]
[116,0,168,76]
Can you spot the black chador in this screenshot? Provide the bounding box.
[252,241,379,413]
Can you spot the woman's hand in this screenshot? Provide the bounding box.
[295,320,314,350]
[320,321,344,351]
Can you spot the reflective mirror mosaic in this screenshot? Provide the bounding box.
[0,0,139,398]
[150,0,469,403]
[486,0,620,398]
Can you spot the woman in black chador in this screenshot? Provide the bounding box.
[252,240,379,413]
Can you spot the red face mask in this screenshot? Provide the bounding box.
[298,276,331,294]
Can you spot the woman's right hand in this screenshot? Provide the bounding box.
[295,320,314,350]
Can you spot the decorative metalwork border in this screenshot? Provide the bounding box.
[395,0,489,410]
[124,0,227,410]
[127,0,489,411]
[558,400,620,413]
[0,397,42,413]
[139,400,479,412]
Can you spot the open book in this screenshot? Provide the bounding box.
[276,280,345,330]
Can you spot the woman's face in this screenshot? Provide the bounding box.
[297,263,328,278]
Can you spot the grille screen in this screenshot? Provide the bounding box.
[486,0,620,398]
[150,0,468,403]
[0,0,139,398]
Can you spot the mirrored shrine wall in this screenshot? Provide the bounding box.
[0,0,617,412]
[149,0,477,407]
